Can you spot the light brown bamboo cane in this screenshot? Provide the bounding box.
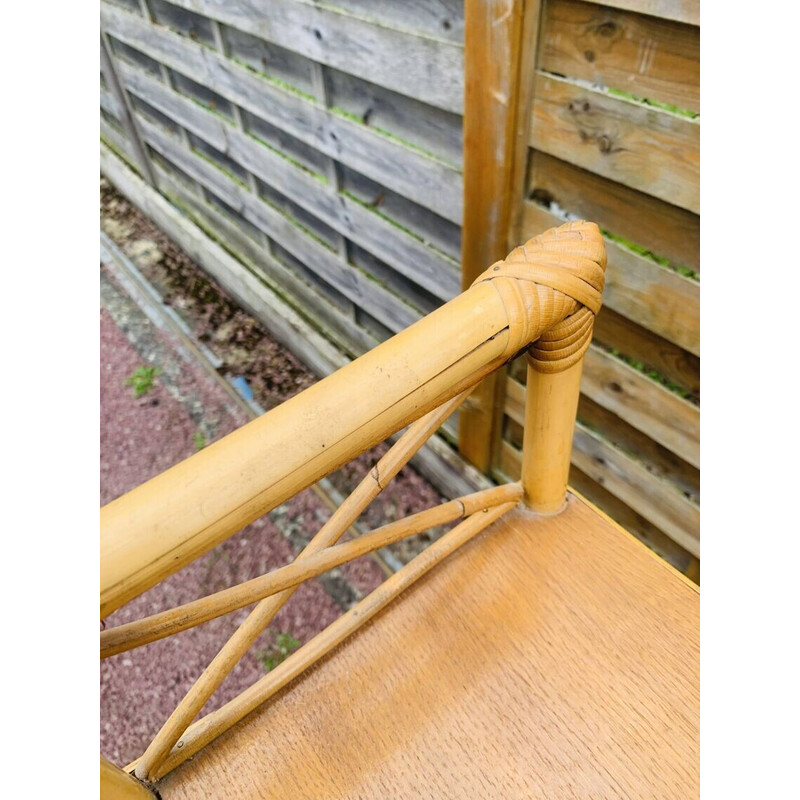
[520,355,585,513]
[101,221,606,620]
[134,391,469,781]
[101,483,522,659]
[128,500,516,780]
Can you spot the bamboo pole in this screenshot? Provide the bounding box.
[128,500,517,780]
[102,277,551,617]
[134,392,468,780]
[520,355,585,513]
[101,483,522,659]
[100,757,155,799]
[102,221,605,620]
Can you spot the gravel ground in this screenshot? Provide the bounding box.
[100,175,449,768]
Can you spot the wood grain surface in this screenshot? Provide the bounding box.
[159,495,699,799]
[541,0,700,112]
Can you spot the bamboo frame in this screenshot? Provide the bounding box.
[520,356,586,513]
[102,227,598,618]
[102,218,606,784]
[127,500,517,781]
[101,483,522,659]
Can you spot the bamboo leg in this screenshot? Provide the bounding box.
[134,391,469,781]
[520,355,585,514]
[128,500,517,780]
[101,483,522,659]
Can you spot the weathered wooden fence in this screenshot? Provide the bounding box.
[100,0,699,577]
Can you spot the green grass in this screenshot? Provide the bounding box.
[244,130,329,186]
[193,431,207,451]
[125,365,161,397]
[256,632,301,672]
[605,347,695,401]
[601,228,699,282]
[329,106,459,169]
[606,87,699,120]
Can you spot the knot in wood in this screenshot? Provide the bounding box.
[471,220,607,372]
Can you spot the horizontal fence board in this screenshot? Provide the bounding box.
[223,24,318,97]
[522,202,699,354]
[527,150,698,271]
[568,466,694,573]
[541,0,700,113]
[323,0,465,43]
[101,141,348,377]
[103,143,487,502]
[498,430,699,556]
[576,394,698,500]
[138,115,422,333]
[531,72,698,213]
[504,368,698,492]
[581,345,699,468]
[596,0,699,25]
[101,3,464,224]
[593,307,699,399]
[153,0,464,113]
[117,60,460,300]
[153,161,380,358]
[325,66,463,167]
[570,423,699,555]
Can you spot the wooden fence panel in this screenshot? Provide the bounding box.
[101,0,701,576]
[496,0,701,573]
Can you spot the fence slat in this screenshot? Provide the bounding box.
[150,0,464,114]
[531,72,699,213]
[138,116,422,333]
[528,151,699,272]
[521,202,699,354]
[498,430,699,557]
[581,346,699,468]
[593,308,699,399]
[541,0,700,112]
[595,0,699,25]
[101,3,464,224]
[153,162,379,359]
[116,61,460,302]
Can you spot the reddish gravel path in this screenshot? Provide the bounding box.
[100,270,384,767]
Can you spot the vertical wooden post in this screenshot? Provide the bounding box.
[520,356,584,514]
[99,32,156,187]
[459,0,542,473]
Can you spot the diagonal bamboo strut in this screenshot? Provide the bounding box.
[128,499,517,780]
[101,483,521,659]
[134,389,471,781]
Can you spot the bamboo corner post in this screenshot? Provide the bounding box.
[474,221,607,514]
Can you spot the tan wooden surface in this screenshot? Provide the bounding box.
[458,0,534,472]
[158,495,699,799]
[531,71,699,212]
[541,0,700,113]
[526,151,699,272]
